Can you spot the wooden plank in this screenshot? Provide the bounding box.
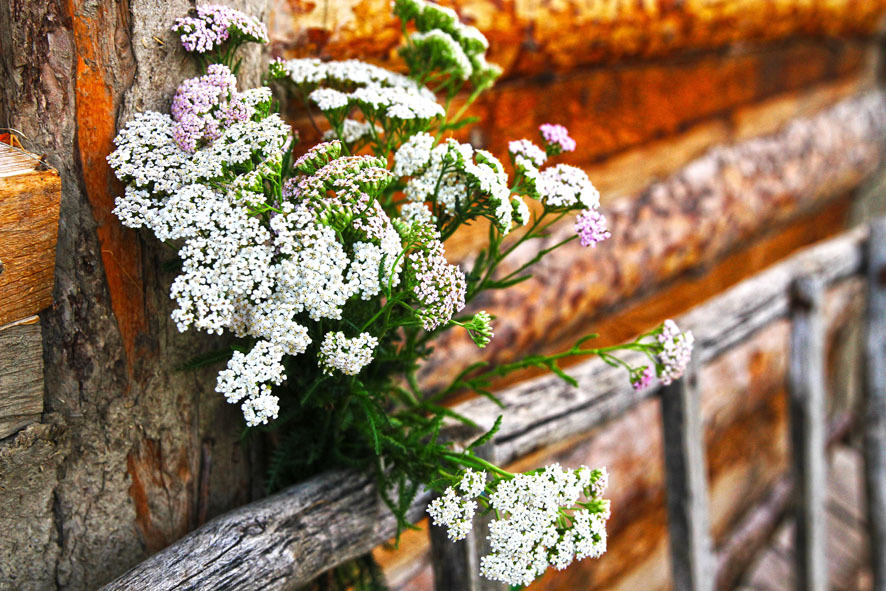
[0,144,61,325]
[788,276,828,591]
[0,316,43,438]
[661,356,715,591]
[864,217,886,591]
[101,226,868,591]
[269,0,886,77]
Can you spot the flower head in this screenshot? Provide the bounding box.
[479,464,610,586]
[537,164,600,210]
[408,240,466,331]
[427,487,478,542]
[656,320,694,385]
[318,331,379,376]
[173,4,268,54]
[631,366,653,390]
[575,208,611,247]
[539,123,576,155]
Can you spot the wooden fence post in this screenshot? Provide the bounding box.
[788,275,828,591]
[429,443,508,591]
[661,355,716,591]
[864,218,886,591]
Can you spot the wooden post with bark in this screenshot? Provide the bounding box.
[864,218,886,591]
[788,276,828,591]
[0,2,268,589]
[660,355,716,591]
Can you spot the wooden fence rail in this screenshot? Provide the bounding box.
[101,223,874,591]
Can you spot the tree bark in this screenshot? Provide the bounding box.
[0,1,268,589]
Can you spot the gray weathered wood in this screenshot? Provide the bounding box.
[101,226,868,591]
[715,412,854,591]
[101,468,431,591]
[0,316,43,438]
[864,217,886,591]
[660,355,715,591]
[788,276,828,591]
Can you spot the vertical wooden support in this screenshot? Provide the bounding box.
[789,276,828,591]
[864,218,886,591]
[430,443,507,591]
[661,355,715,591]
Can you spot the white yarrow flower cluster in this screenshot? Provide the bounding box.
[480,464,610,586]
[216,340,286,426]
[427,487,478,542]
[283,58,444,123]
[401,139,517,233]
[318,332,379,376]
[428,464,610,586]
[537,164,601,210]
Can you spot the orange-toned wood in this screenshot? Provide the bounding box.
[69,0,144,366]
[287,40,876,168]
[269,0,886,77]
[0,145,60,325]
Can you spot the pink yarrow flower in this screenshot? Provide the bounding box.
[631,366,653,390]
[173,4,268,54]
[575,208,610,247]
[539,123,576,154]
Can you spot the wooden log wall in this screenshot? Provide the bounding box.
[0,0,884,589]
[100,226,869,591]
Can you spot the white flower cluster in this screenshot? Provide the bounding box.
[536,163,600,210]
[428,486,478,542]
[107,112,189,196]
[319,332,379,376]
[428,464,610,586]
[397,137,525,233]
[657,319,695,385]
[216,341,285,426]
[109,79,411,425]
[408,239,466,331]
[481,465,610,586]
[283,58,444,122]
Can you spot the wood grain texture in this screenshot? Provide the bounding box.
[288,40,876,169]
[788,276,829,591]
[0,317,43,439]
[660,358,715,591]
[269,0,886,77]
[864,218,886,591]
[419,90,886,393]
[0,1,270,589]
[101,225,869,591]
[0,146,61,325]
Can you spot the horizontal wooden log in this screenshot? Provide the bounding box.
[0,145,61,326]
[101,220,869,591]
[287,40,876,168]
[0,317,44,439]
[420,89,886,391]
[269,0,886,77]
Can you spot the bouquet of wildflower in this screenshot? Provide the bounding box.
[108,2,694,586]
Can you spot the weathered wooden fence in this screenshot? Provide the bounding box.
[98,219,886,590]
